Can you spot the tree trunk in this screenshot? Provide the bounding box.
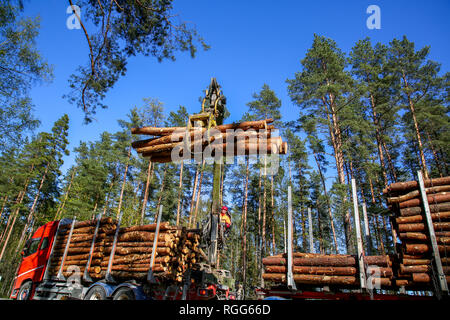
[155,163,168,223]
[370,93,389,187]
[262,161,267,258]
[257,167,263,285]
[402,74,428,179]
[241,157,249,296]
[116,147,132,220]
[192,159,206,226]
[175,161,184,226]
[381,139,398,182]
[188,163,200,226]
[140,159,153,225]
[313,152,338,253]
[0,196,8,226]
[54,168,77,220]
[425,129,444,177]
[16,164,50,253]
[270,174,276,254]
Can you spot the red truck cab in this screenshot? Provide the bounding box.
[10,220,59,300]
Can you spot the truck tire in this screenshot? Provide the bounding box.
[17,281,33,300]
[112,287,135,300]
[84,286,107,300]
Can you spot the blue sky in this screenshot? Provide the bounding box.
[22,0,450,176]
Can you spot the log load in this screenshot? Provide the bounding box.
[384,176,450,288]
[130,118,288,163]
[46,218,202,283]
[262,253,393,288]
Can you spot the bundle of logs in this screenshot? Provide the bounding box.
[131,118,287,163]
[384,176,450,288]
[262,253,394,287]
[46,218,201,283]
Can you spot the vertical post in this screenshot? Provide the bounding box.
[286,186,297,290]
[417,171,448,295]
[42,220,66,281]
[147,205,163,284]
[83,212,103,282]
[56,216,76,281]
[362,201,372,255]
[308,207,314,253]
[283,219,287,254]
[351,179,367,290]
[105,209,124,283]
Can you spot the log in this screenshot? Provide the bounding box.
[264,266,357,275]
[272,252,354,259]
[103,241,175,248]
[365,267,394,278]
[368,278,392,287]
[52,252,104,261]
[411,273,450,283]
[364,255,392,267]
[387,185,450,204]
[404,243,450,255]
[52,247,104,256]
[402,258,431,266]
[398,193,450,209]
[411,273,430,283]
[115,224,174,233]
[142,138,285,160]
[114,231,175,242]
[110,263,167,271]
[99,254,171,267]
[58,217,116,230]
[133,129,273,152]
[400,264,430,274]
[262,256,356,267]
[399,202,450,217]
[397,222,450,232]
[104,246,172,255]
[396,211,450,224]
[262,273,358,286]
[398,233,450,244]
[131,119,274,136]
[383,176,450,194]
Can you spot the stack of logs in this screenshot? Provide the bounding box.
[384,176,450,288]
[131,118,287,163]
[262,253,394,287]
[47,218,201,283]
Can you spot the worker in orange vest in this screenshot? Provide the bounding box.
[219,206,231,234]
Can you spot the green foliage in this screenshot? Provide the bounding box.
[64,0,209,123]
[0,1,52,151]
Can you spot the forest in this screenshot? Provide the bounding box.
[0,1,448,298]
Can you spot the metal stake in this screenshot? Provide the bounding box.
[56,216,76,281]
[105,211,124,283]
[362,201,372,255]
[286,186,297,291]
[351,179,367,290]
[308,207,314,253]
[417,171,448,296]
[83,212,103,283]
[147,205,163,284]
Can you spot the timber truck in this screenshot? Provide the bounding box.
[10,79,236,300]
[10,207,236,300]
